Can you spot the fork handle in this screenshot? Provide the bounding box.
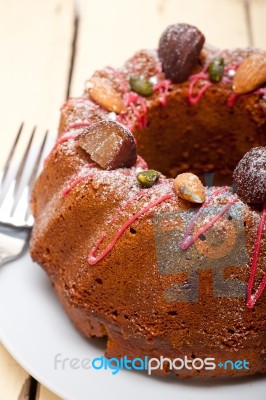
[0,224,31,266]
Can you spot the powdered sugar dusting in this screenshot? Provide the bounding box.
[233,147,266,203]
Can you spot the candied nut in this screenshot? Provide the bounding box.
[174,172,206,203]
[233,146,266,203]
[129,75,153,96]
[91,67,127,93]
[158,23,205,83]
[85,77,125,114]
[208,57,224,83]
[78,120,137,170]
[137,169,160,188]
[233,50,266,94]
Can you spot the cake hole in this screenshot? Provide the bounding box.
[198,233,206,241]
[167,311,177,316]
[124,314,129,320]
[228,329,235,334]
[228,215,233,220]
[112,310,118,317]
[130,227,137,234]
[95,278,103,285]
[46,247,50,254]
[246,325,253,332]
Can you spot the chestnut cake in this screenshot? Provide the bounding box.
[30,24,266,377]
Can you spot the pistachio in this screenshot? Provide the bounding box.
[208,57,224,83]
[137,170,160,188]
[174,173,205,203]
[130,75,153,96]
[86,77,125,113]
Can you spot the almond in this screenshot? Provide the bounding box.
[233,51,266,94]
[174,172,205,203]
[85,77,125,114]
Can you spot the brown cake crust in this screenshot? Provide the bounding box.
[30,45,266,378]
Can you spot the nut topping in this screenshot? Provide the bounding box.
[233,51,266,94]
[85,77,125,114]
[174,172,206,203]
[137,169,160,188]
[78,120,137,170]
[158,23,205,83]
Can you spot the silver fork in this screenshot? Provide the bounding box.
[0,123,49,266]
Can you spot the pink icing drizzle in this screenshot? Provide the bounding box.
[187,51,224,106]
[139,97,148,128]
[180,187,233,250]
[246,201,266,308]
[65,121,92,130]
[181,199,238,250]
[188,76,212,105]
[105,66,128,93]
[227,87,266,108]
[62,163,97,197]
[45,122,92,165]
[60,96,98,111]
[256,88,266,96]
[119,91,148,131]
[154,80,171,105]
[62,156,148,197]
[44,132,78,166]
[186,54,265,107]
[227,92,239,108]
[88,193,174,265]
[180,187,225,248]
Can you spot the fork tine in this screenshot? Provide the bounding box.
[0,126,51,228]
[0,122,23,192]
[8,127,36,216]
[24,130,49,221]
[27,130,48,194]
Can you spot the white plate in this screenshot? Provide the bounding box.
[0,253,265,400]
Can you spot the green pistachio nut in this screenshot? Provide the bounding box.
[208,57,224,83]
[129,75,153,96]
[137,169,160,188]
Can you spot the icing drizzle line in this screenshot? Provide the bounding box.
[88,192,174,265]
[61,156,148,197]
[44,122,92,165]
[154,80,171,105]
[246,201,266,308]
[180,187,229,249]
[181,199,238,250]
[179,188,266,307]
[188,72,212,106]
[62,163,97,197]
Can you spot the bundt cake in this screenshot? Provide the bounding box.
[30,23,266,378]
